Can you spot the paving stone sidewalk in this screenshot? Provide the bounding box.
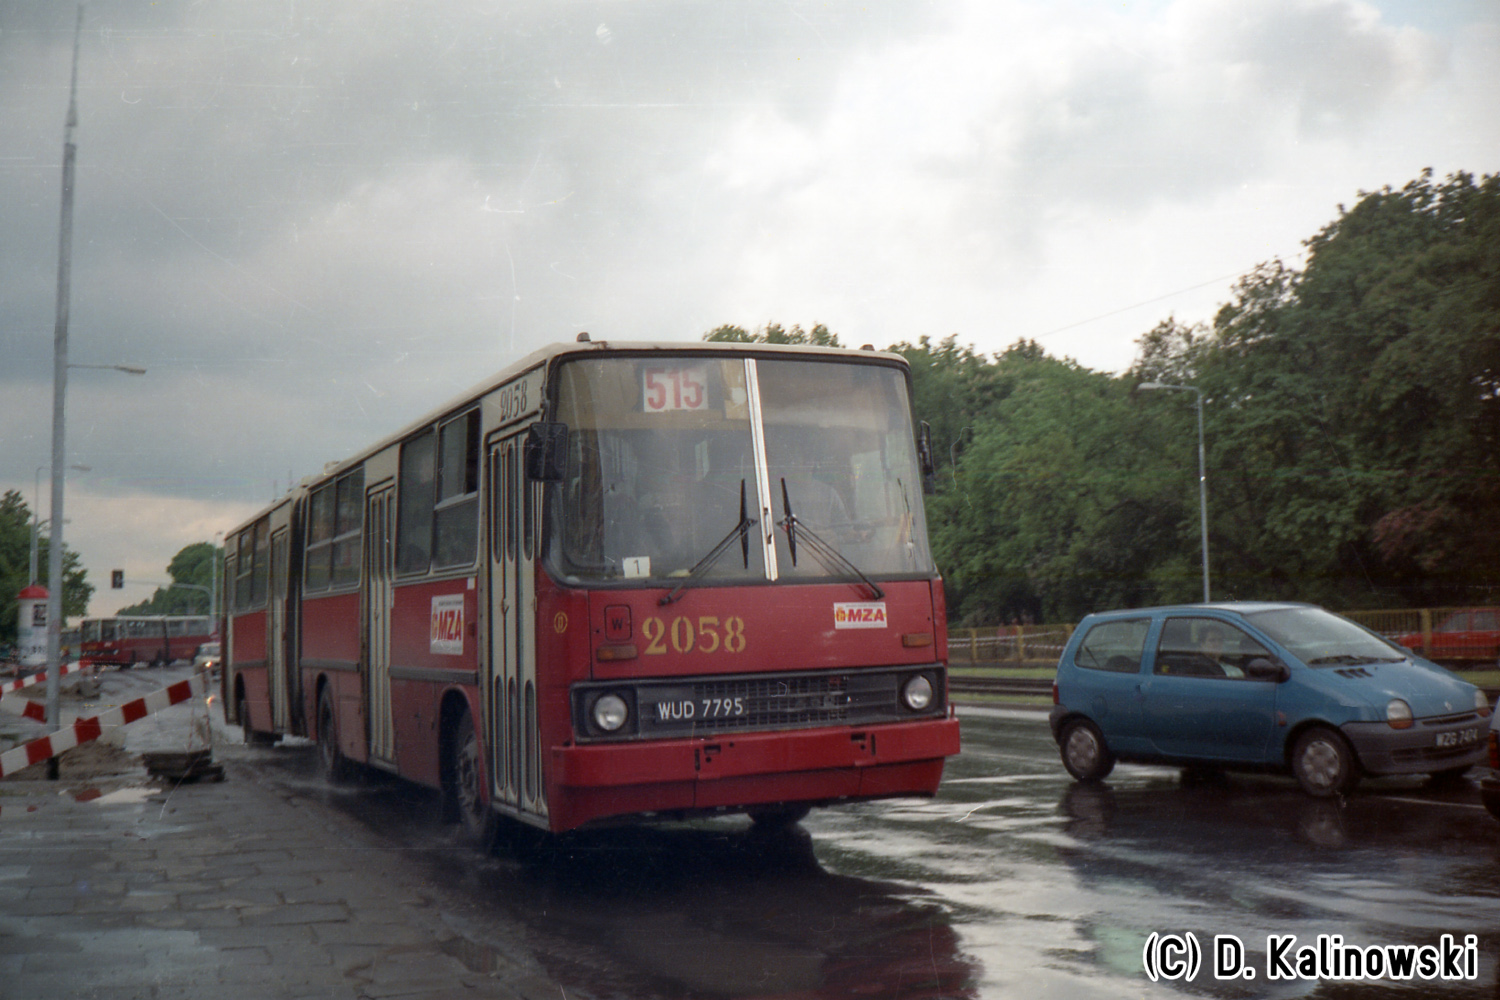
[0,679,561,1000]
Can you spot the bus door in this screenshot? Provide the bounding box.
[268,528,292,731]
[363,485,397,767]
[487,433,545,821]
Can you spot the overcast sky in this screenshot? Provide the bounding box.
[2,0,1496,617]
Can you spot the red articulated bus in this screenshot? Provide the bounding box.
[223,339,960,839]
[81,615,214,668]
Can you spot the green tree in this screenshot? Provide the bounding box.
[0,489,93,645]
[117,542,222,616]
[1134,169,1500,606]
[932,348,1192,623]
[703,322,842,346]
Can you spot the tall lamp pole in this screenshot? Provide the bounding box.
[44,6,86,737]
[1138,381,1210,603]
[31,464,89,584]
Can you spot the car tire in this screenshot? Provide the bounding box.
[1426,765,1473,787]
[1060,718,1115,782]
[1291,726,1359,797]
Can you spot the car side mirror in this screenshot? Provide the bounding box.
[1245,657,1290,682]
[524,422,568,482]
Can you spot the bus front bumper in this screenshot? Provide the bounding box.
[547,715,961,829]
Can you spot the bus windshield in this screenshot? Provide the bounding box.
[547,354,935,586]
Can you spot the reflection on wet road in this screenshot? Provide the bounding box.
[809,708,1500,998]
[255,708,1500,999]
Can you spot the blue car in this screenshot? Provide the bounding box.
[1049,602,1491,796]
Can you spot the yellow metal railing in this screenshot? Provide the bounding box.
[948,607,1499,665]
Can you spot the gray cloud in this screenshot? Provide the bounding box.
[0,0,1490,613]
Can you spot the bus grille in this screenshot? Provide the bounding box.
[572,666,945,741]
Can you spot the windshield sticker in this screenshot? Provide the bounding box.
[430,595,465,655]
[835,602,888,629]
[623,556,651,578]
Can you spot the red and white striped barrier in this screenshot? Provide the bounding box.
[0,673,205,779]
[0,661,92,702]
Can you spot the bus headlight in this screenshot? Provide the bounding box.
[902,674,934,711]
[592,693,629,732]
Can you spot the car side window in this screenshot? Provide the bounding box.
[1073,619,1149,673]
[1155,618,1273,679]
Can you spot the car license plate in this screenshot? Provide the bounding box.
[1435,728,1480,749]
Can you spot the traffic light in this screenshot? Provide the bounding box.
[111,569,124,589]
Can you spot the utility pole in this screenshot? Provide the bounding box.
[44,6,85,746]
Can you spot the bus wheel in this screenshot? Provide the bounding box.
[316,689,350,782]
[237,690,275,746]
[748,804,811,831]
[446,710,496,851]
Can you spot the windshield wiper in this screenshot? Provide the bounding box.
[659,480,757,606]
[779,478,884,600]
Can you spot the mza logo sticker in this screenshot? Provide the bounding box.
[430,595,465,655]
[834,602,888,629]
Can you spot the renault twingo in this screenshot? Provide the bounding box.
[1049,602,1490,796]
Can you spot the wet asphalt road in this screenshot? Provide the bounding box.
[254,706,1500,999]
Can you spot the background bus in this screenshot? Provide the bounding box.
[81,615,214,668]
[223,339,959,839]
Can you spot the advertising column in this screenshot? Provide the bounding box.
[17,584,48,669]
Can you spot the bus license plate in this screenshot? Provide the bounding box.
[654,698,746,721]
[1435,728,1479,749]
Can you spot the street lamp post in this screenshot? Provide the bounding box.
[31,464,89,584]
[1138,381,1210,603]
[43,7,149,744]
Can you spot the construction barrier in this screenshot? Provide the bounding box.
[0,660,92,702]
[0,673,205,779]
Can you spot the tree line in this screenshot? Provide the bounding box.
[714,169,1500,624]
[7,169,1493,644]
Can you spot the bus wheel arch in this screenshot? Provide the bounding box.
[234,677,274,747]
[441,692,496,850]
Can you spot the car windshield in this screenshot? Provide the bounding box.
[1244,607,1407,666]
[546,354,934,586]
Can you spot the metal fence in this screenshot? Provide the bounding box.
[948,625,1076,666]
[947,607,1500,667]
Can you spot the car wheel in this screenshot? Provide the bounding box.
[445,709,496,851]
[1291,726,1359,797]
[1426,765,1473,788]
[316,688,351,782]
[1060,718,1115,782]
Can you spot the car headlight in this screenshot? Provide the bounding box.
[1476,688,1491,717]
[1386,698,1413,730]
[902,674,934,711]
[592,693,629,732]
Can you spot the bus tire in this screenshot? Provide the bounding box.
[237,689,275,746]
[748,804,812,831]
[446,709,497,851]
[316,688,351,782]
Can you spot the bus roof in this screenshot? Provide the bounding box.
[224,339,910,539]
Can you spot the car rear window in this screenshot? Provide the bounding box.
[1073,619,1149,673]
